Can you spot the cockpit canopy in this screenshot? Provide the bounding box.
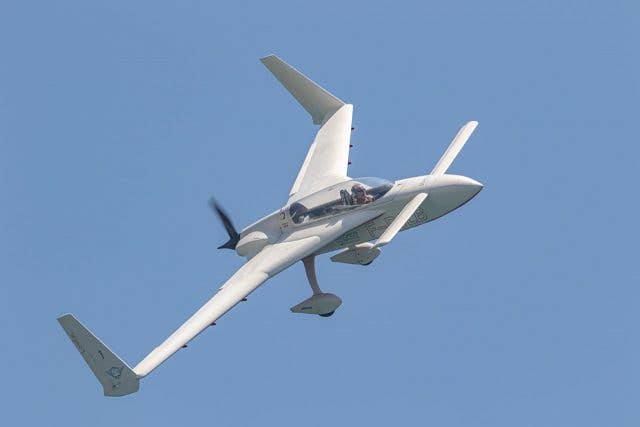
[288,177,393,225]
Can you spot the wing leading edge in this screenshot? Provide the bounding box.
[289,104,353,202]
[58,208,383,395]
[58,56,376,397]
[260,55,353,203]
[133,237,319,377]
[130,208,383,380]
[260,54,345,125]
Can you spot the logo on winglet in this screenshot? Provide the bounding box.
[106,366,123,379]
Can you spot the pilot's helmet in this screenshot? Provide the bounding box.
[352,183,366,194]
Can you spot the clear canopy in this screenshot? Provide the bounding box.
[288,177,393,225]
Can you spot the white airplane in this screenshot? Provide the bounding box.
[58,55,483,396]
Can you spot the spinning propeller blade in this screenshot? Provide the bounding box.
[208,198,240,250]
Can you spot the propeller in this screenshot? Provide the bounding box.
[208,198,240,250]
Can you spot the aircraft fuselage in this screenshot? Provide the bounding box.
[238,174,483,258]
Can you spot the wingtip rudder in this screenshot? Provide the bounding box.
[103,379,140,397]
[57,313,141,397]
[57,313,74,323]
[260,53,277,63]
[56,313,76,332]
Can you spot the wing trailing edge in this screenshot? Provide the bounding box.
[57,207,384,396]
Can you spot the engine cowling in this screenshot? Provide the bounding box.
[235,231,269,258]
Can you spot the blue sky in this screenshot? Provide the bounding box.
[1,1,638,426]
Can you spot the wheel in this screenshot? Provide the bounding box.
[318,311,335,317]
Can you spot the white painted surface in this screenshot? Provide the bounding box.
[430,121,478,176]
[288,104,353,202]
[260,54,345,125]
[260,55,352,203]
[133,209,383,377]
[58,55,484,396]
[235,231,269,258]
[330,242,381,265]
[374,193,429,247]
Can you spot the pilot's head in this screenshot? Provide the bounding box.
[352,184,367,202]
[352,183,365,194]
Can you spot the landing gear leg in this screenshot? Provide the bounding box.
[303,256,322,295]
[290,256,342,317]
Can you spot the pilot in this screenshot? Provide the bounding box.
[352,183,374,204]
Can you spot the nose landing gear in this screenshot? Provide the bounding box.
[290,256,342,317]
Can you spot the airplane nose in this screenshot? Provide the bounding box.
[431,175,483,209]
[464,177,484,192]
[457,178,483,206]
[451,175,484,194]
[417,174,484,219]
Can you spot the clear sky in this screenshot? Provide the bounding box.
[1,1,638,426]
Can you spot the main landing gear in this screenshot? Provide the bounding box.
[290,256,342,317]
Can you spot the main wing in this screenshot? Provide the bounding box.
[261,55,353,202]
[135,207,382,377]
[132,237,320,377]
[58,208,384,395]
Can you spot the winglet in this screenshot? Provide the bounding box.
[260,54,345,125]
[57,314,140,397]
